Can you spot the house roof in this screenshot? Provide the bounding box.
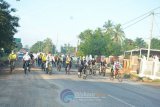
[125,48,160,53]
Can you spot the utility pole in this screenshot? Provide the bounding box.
[147,12,154,60]
[56,33,58,53]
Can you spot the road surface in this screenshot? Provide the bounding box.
[0,66,160,107]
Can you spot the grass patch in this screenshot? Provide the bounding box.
[123,73,143,81]
[152,79,160,82]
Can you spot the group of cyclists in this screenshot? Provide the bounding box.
[77,56,123,79]
[8,50,73,75]
[8,50,122,79]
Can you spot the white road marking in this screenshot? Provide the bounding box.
[108,95,135,107]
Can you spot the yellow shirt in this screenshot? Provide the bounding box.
[42,55,47,62]
[9,53,17,60]
[66,57,71,64]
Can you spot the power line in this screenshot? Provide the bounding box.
[122,7,160,26]
[123,14,150,29]
[154,15,160,34]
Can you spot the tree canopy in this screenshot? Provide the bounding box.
[77,20,160,57]
[0,0,19,50]
[30,38,56,54]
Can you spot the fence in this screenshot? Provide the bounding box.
[139,56,160,80]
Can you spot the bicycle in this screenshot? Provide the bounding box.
[110,68,123,82]
[9,60,15,74]
[78,65,87,79]
[57,62,61,71]
[41,61,46,71]
[24,61,30,75]
[46,62,52,75]
[99,66,106,76]
[65,64,70,75]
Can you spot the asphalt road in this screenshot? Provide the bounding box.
[0,66,160,107]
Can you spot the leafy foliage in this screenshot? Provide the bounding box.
[61,43,75,54]
[0,0,19,50]
[151,38,160,49]
[134,37,147,48]
[30,38,56,54]
[78,20,125,56]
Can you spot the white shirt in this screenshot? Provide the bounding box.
[46,54,52,62]
[23,55,31,61]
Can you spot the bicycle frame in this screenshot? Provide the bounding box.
[10,60,15,73]
[24,61,30,74]
[46,62,52,74]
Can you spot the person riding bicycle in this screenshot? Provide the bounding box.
[22,52,31,69]
[100,59,106,74]
[113,61,122,77]
[57,55,62,71]
[8,50,17,69]
[41,53,47,70]
[81,56,87,73]
[29,52,34,65]
[46,52,52,69]
[65,55,71,74]
[38,53,43,67]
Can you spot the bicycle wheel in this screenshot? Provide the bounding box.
[78,72,81,78]
[24,66,27,74]
[117,73,123,82]
[49,64,52,75]
[110,71,114,80]
[10,61,14,74]
[10,64,13,74]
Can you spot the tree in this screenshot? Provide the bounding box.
[134,37,147,48]
[122,38,135,51]
[61,43,75,54]
[30,38,56,54]
[30,41,43,53]
[151,38,160,49]
[111,24,125,45]
[103,20,113,35]
[78,21,126,56]
[78,29,93,41]
[42,38,54,53]
[78,28,110,56]
[0,0,19,50]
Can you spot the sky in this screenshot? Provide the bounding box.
[6,0,160,51]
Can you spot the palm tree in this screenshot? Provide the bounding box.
[112,24,125,45]
[103,20,114,35]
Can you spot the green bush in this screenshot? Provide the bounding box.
[0,56,8,62]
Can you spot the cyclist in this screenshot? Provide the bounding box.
[41,53,47,71]
[113,61,122,77]
[29,52,34,66]
[100,59,106,75]
[57,55,62,71]
[65,55,71,74]
[46,52,52,69]
[38,53,43,67]
[8,50,17,70]
[22,52,31,71]
[44,52,53,74]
